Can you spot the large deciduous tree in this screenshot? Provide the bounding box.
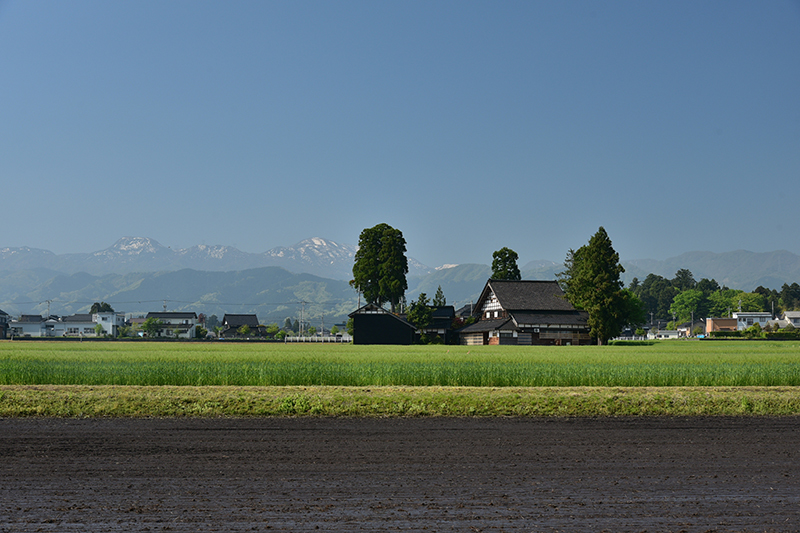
[558,227,640,345]
[90,301,114,313]
[491,247,521,281]
[352,223,409,313]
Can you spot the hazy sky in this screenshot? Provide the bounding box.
[2,1,799,268]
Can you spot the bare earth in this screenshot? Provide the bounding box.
[1,417,798,532]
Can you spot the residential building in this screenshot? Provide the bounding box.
[220,314,262,338]
[415,305,456,344]
[783,311,800,328]
[705,317,737,335]
[457,280,591,346]
[732,312,772,331]
[144,312,198,338]
[647,329,680,340]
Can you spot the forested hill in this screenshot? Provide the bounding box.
[622,250,800,292]
[0,267,357,325]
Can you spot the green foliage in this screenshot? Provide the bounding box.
[346,317,354,336]
[491,247,521,281]
[352,223,409,312]
[407,293,433,332]
[669,289,704,323]
[141,317,163,337]
[671,269,696,291]
[237,324,251,337]
[559,227,628,344]
[205,314,219,331]
[307,326,317,336]
[90,302,114,313]
[94,323,105,337]
[266,323,280,338]
[330,325,339,336]
[432,285,446,307]
[195,326,208,339]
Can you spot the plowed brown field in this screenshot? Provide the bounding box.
[1,417,798,532]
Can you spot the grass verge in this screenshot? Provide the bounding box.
[2,385,799,417]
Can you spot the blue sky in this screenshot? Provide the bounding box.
[2,1,799,268]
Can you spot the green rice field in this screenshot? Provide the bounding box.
[1,340,799,388]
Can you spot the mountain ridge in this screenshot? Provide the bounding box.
[1,236,434,280]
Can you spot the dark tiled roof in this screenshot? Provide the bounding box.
[18,315,44,323]
[0,309,8,316]
[62,314,94,323]
[458,318,514,333]
[350,303,415,327]
[222,314,260,327]
[512,311,589,327]
[487,280,576,312]
[454,304,474,317]
[431,306,455,319]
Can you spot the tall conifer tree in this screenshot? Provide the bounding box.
[558,227,631,344]
[352,223,408,312]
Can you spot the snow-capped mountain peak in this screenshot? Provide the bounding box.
[95,236,168,257]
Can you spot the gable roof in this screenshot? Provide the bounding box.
[222,314,260,328]
[62,314,94,323]
[475,280,577,315]
[349,302,415,327]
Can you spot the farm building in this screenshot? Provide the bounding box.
[349,303,416,345]
[458,279,591,346]
[220,314,263,338]
[417,305,456,344]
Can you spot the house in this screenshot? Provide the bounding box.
[677,318,705,337]
[349,302,416,345]
[732,311,772,331]
[705,317,737,335]
[93,312,126,336]
[145,312,198,338]
[0,309,9,339]
[647,329,680,340]
[783,311,800,328]
[414,305,456,344]
[8,315,47,337]
[457,280,591,346]
[60,314,98,337]
[7,312,128,337]
[220,314,262,338]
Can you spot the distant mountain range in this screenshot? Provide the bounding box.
[2,237,799,321]
[0,236,431,280]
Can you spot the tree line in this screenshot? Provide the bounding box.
[629,270,800,326]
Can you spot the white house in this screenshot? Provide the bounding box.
[144,312,198,338]
[93,312,126,336]
[8,312,127,337]
[647,329,680,340]
[732,312,772,331]
[783,311,800,328]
